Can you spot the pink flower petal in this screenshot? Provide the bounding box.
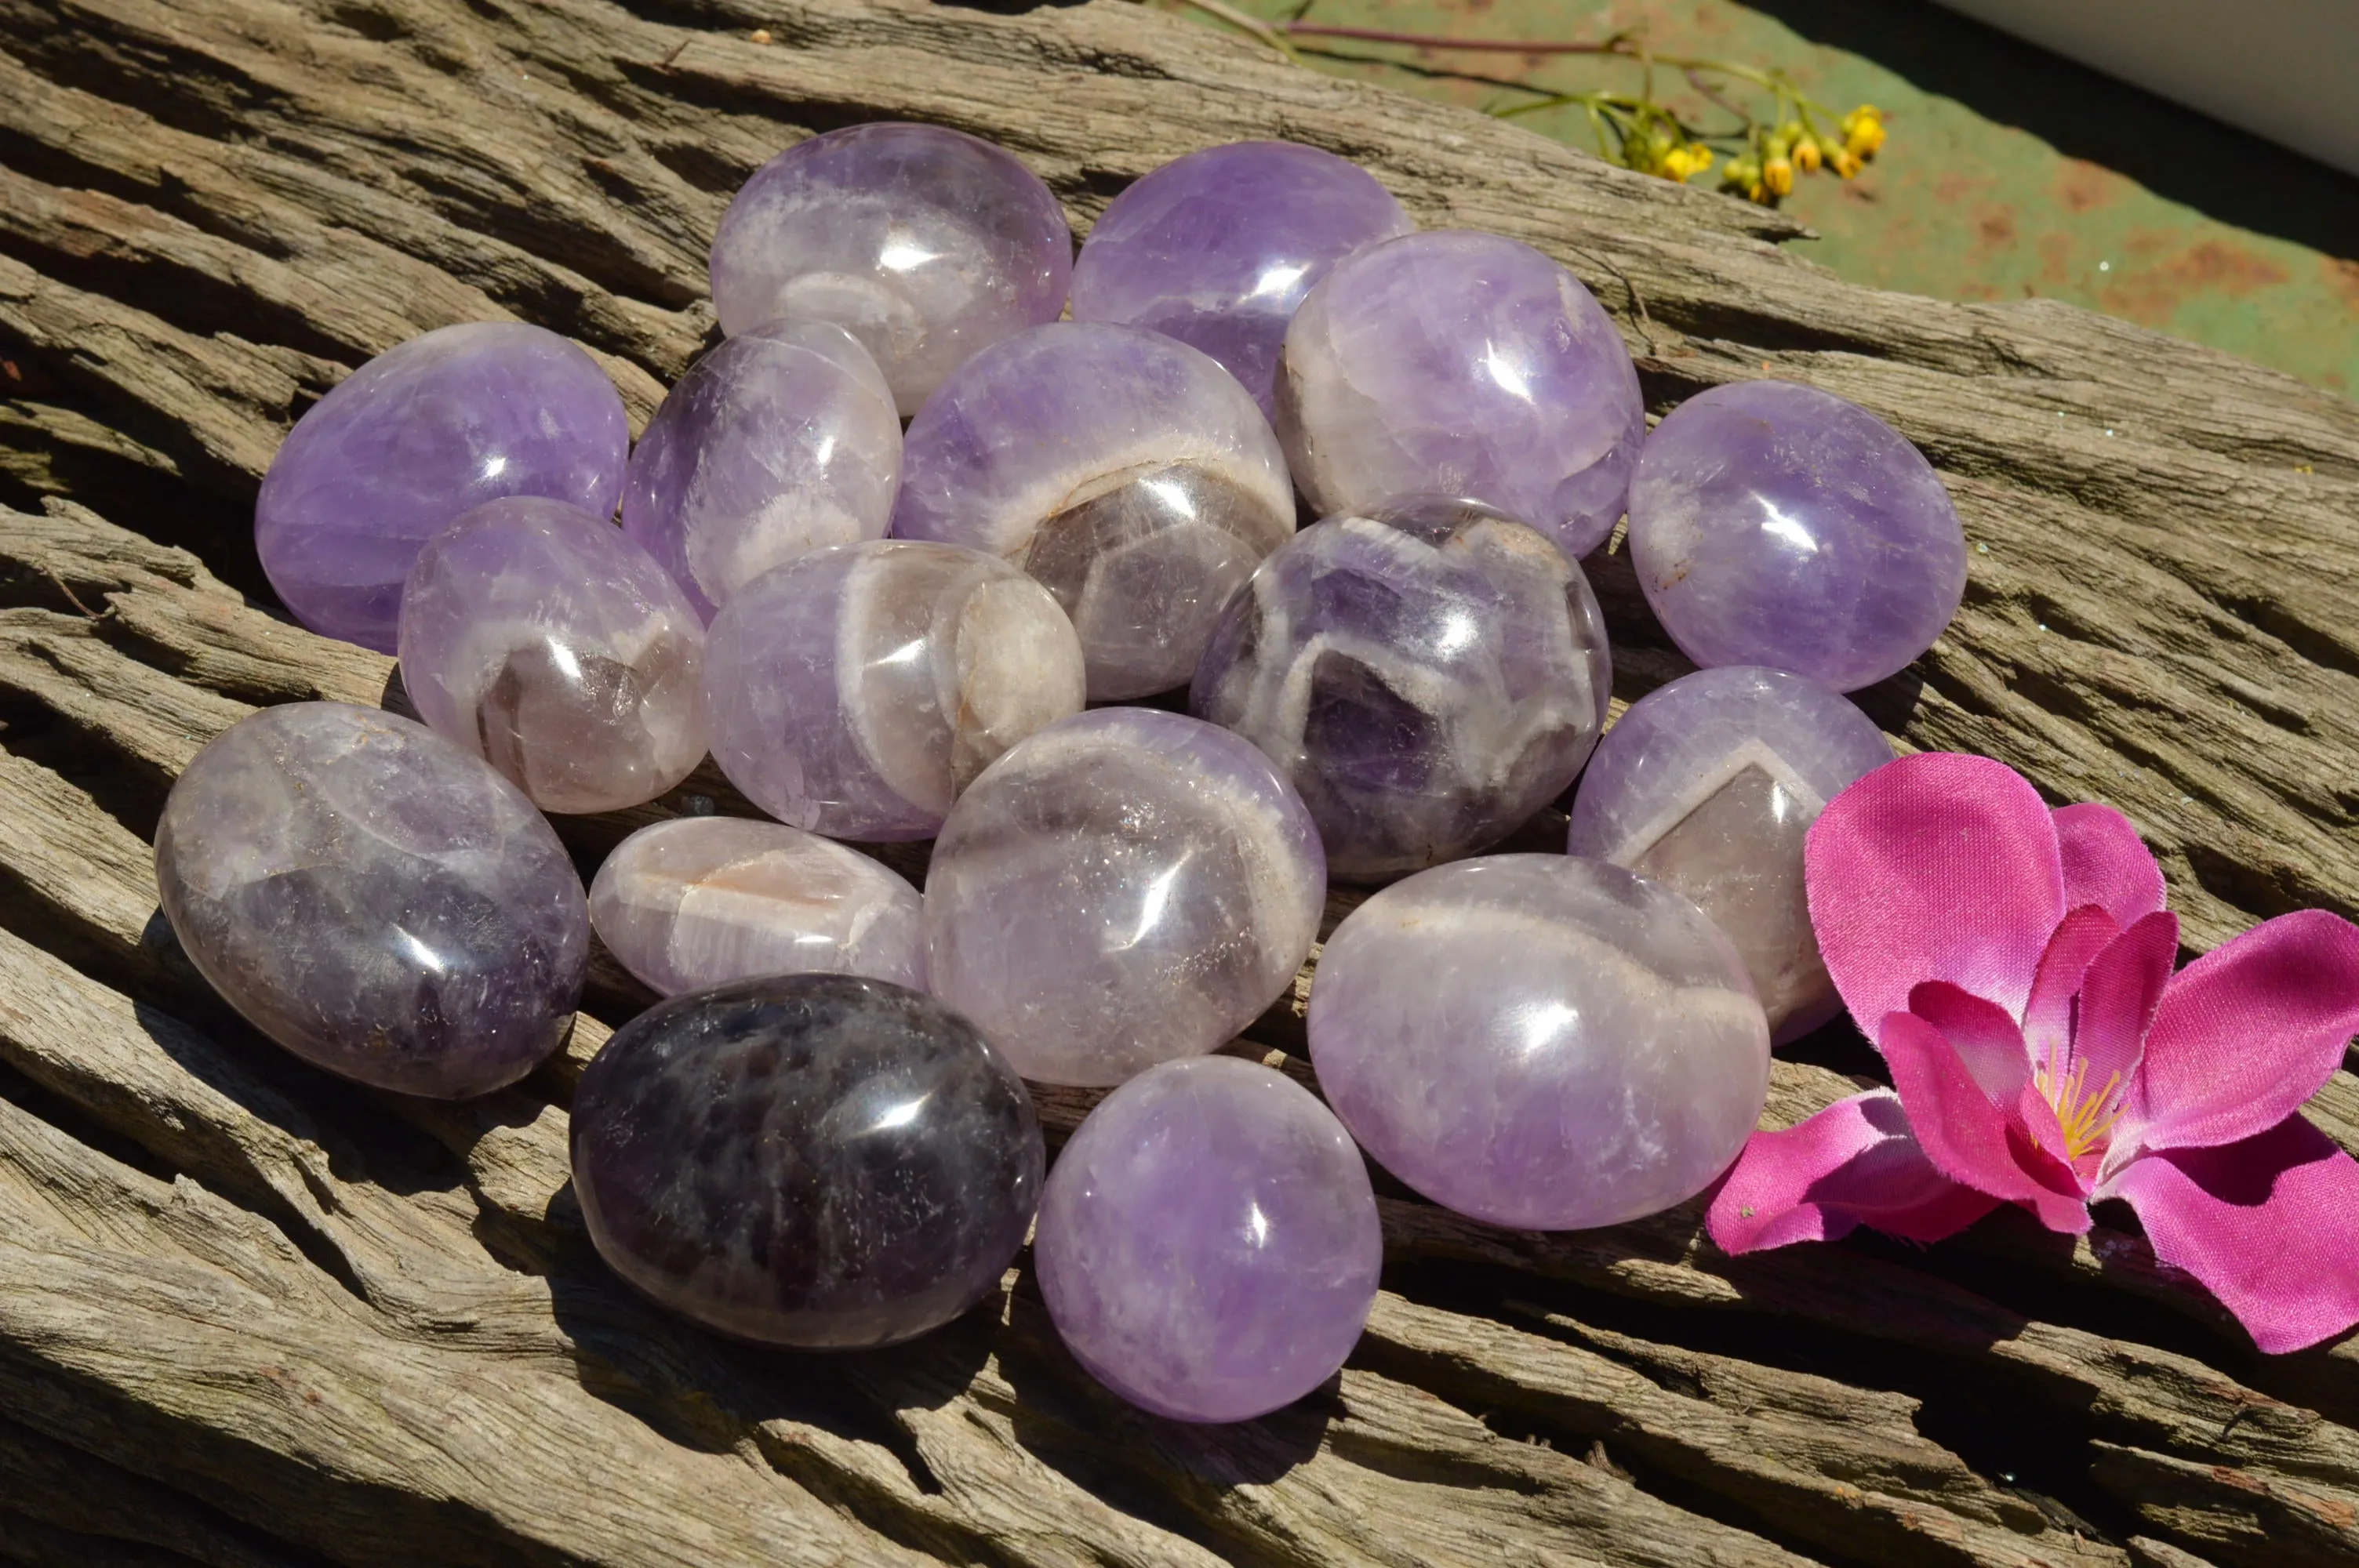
[2099,1116,2359,1354]
[1707,1091,1998,1254]
[1806,753,2066,1029]
[2022,905,2121,1062]
[2067,910,2178,1103]
[1907,980,2030,1099]
[2128,910,2359,1156]
[2052,802,2167,927]
[1882,1010,2091,1233]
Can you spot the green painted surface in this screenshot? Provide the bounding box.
[1186,0,2359,394]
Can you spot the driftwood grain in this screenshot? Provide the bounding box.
[1,0,2356,1563]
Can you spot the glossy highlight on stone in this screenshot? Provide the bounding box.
[1275,230,1645,562]
[708,123,1072,416]
[703,540,1087,841]
[622,320,903,620]
[589,818,924,997]
[1070,140,1413,418]
[1037,1056,1382,1424]
[154,702,589,1098]
[571,973,1043,1348]
[1626,380,1968,692]
[1307,855,1768,1230]
[1567,667,1894,1044]
[1192,496,1611,881]
[892,321,1297,699]
[397,496,707,815]
[924,709,1326,1087]
[256,321,629,653]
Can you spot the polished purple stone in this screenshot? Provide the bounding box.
[1626,380,1968,691]
[924,709,1326,1087]
[256,322,628,653]
[1070,140,1413,418]
[1274,230,1644,562]
[892,321,1296,699]
[703,540,1087,841]
[1307,855,1768,1229]
[154,702,588,1098]
[708,123,1073,416]
[1036,1055,1382,1423]
[1192,497,1611,882]
[621,320,902,621]
[1567,667,1893,1044]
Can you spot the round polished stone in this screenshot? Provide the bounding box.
[256,321,628,653]
[397,496,706,815]
[1626,380,1968,691]
[924,709,1326,1087]
[891,321,1296,700]
[703,540,1088,841]
[1191,496,1612,882]
[1274,230,1644,562]
[1037,1055,1382,1423]
[1307,855,1768,1229]
[1567,668,1893,1044]
[571,973,1043,1348]
[621,320,903,620]
[1069,140,1413,418]
[589,818,924,997]
[708,123,1072,416]
[154,702,588,1098]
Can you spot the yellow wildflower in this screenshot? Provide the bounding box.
[1831,147,1862,179]
[1658,143,1715,183]
[1840,104,1887,159]
[1793,137,1823,173]
[1763,156,1794,197]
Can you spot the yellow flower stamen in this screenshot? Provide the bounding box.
[2033,1045,2127,1160]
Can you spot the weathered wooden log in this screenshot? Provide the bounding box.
[2,0,2355,1563]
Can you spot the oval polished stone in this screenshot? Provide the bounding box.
[397,496,707,815]
[622,320,903,620]
[924,709,1327,1087]
[256,321,628,653]
[571,974,1044,1348]
[1307,855,1768,1230]
[154,702,589,1098]
[891,321,1297,700]
[1037,1055,1382,1423]
[1274,230,1645,563]
[1191,496,1612,882]
[703,540,1088,841]
[1567,667,1894,1044]
[708,123,1072,416]
[590,818,925,997]
[1069,140,1413,418]
[1627,380,1968,692]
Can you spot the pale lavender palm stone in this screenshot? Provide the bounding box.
[925,709,1325,1087]
[708,123,1072,416]
[892,322,1296,699]
[1070,140,1413,419]
[398,497,707,815]
[704,540,1086,841]
[590,818,923,996]
[256,322,628,653]
[1274,230,1644,562]
[622,320,903,620]
[1567,667,1893,1044]
[1192,496,1611,882]
[1037,1056,1381,1423]
[1307,855,1768,1229]
[154,702,588,1098]
[1627,380,1968,692]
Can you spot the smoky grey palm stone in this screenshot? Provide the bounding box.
[153,702,589,1098]
[571,974,1044,1348]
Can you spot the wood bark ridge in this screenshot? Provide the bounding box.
[0,0,2355,1564]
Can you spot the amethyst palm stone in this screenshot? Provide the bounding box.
[1626,380,1968,691]
[1070,140,1413,418]
[571,974,1043,1348]
[256,322,628,653]
[1192,496,1611,881]
[1037,1056,1382,1424]
[154,702,589,1098]
[1567,667,1894,1044]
